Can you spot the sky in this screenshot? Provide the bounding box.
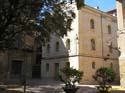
[85,0,116,12]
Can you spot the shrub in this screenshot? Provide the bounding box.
[93,67,116,92]
[59,62,83,89]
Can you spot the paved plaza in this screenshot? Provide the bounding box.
[0,79,125,93]
[1,85,125,93]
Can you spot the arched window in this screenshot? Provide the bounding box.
[66,39,70,50]
[55,42,59,52]
[110,63,113,69]
[47,44,50,53]
[108,25,111,34]
[92,62,95,69]
[90,19,95,29]
[109,42,113,53]
[91,39,96,50]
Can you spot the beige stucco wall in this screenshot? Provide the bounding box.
[116,0,124,30]
[78,6,119,84]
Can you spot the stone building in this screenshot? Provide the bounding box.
[116,0,125,87]
[0,4,120,84]
[42,4,120,84]
[0,35,42,83]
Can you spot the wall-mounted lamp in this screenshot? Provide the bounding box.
[107,41,121,56]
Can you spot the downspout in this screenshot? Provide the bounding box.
[100,13,104,67]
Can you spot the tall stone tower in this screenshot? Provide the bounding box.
[116,0,125,87]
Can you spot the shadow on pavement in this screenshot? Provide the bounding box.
[1,83,125,93]
[77,86,98,93]
[110,90,125,93]
[0,90,23,93]
[78,86,125,93]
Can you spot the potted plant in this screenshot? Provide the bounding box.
[59,62,83,93]
[93,67,116,93]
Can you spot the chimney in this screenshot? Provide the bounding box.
[94,6,99,10]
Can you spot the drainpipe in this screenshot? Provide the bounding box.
[100,14,104,67]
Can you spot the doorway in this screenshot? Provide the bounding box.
[32,65,41,78]
[11,60,22,78]
[54,63,59,79]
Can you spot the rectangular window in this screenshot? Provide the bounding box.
[55,42,59,52]
[46,63,49,72]
[54,63,59,78]
[36,54,41,64]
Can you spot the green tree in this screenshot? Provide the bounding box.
[93,67,116,92]
[0,0,84,49]
[59,62,83,93]
[93,67,116,86]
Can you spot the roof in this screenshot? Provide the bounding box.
[106,9,117,16]
[107,9,116,14]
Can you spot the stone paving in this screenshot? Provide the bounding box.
[1,85,125,93]
[4,84,125,93]
[1,85,98,93]
[1,79,125,93]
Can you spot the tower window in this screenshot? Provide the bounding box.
[109,42,113,53]
[110,63,113,69]
[91,39,96,50]
[47,44,50,53]
[55,42,59,52]
[108,25,111,34]
[46,63,49,72]
[92,62,95,69]
[90,19,95,29]
[66,39,70,50]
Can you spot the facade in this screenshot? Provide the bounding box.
[0,35,42,83]
[0,4,120,84]
[42,5,120,84]
[116,0,125,87]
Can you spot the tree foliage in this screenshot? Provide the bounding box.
[0,0,84,49]
[59,62,83,89]
[93,67,116,86]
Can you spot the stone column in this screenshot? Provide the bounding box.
[116,0,125,87]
